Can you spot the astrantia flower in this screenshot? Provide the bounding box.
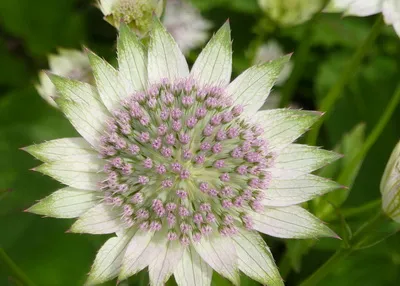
[98,0,164,35]
[163,0,212,55]
[25,19,341,285]
[36,49,92,107]
[326,0,400,37]
[258,0,325,26]
[381,140,400,223]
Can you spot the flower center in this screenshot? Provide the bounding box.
[99,77,274,245]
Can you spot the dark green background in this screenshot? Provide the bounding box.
[0,0,399,285]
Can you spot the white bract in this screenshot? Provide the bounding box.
[163,0,212,55]
[381,140,400,223]
[25,19,341,285]
[97,0,164,35]
[326,0,400,37]
[258,0,325,26]
[36,49,92,107]
[254,41,294,110]
[254,40,293,86]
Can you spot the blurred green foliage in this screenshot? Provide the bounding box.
[0,0,399,285]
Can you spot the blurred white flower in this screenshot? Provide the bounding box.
[253,40,293,86]
[382,0,400,37]
[326,0,400,37]
[381,140,400,223]
[258,0,325,26]
[97,0,164,35]
[163,0,212,55]
[325,0,381,16]
[36,49,92,108]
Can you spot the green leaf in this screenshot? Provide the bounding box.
[0,0,86,55]
[353,215,400,250]
[285,240,316,273]
[0,87,105,286]
[313,123,366,219]
[311,15,370,48]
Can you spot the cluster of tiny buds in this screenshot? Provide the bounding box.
[97,77,275,245]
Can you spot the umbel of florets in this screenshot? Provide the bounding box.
[99,77,274,244]
[98,0,164,35]
[25,19,342,286]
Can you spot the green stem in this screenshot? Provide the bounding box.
[279,2,328,108]
[300,211,385,286]
[341,199,381,219]
[279,0,331,108]
[299,248,352,286]
[306,15,384,145]
[0,248,36,286]
[352,211,384,238]
[279,26,313,107]
[278,251,292,279]
[302,84,400,283]
[337,83,400,185]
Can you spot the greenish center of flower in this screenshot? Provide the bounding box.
[113,0,154,34]
[99,77,274,245]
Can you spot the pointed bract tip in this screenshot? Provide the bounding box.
[341,185,349,190]
[152,14,163,25]
[85,48,98,59]
[38,69,49,77]
[116,279,121,285]
[23,208,30,213]
[119,21,129,32]
[65,229,72,233]
[82,46,91,53]
[44,70,54,77]
[334,233,342,240]
[223,19,231,29]
[29,167,36,172]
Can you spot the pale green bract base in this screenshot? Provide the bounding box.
[25,19,341,286]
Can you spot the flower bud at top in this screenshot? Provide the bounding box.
[258,0,325,26]
[381,140,400,223]
[98,0,164,36]
[36,49,93,108]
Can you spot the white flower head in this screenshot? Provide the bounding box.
[326,0,400,37]
[25,19,341,285]
[258,0,325,26]
[163,0,212,55]
[381,140,400,223]
[97,0,164,35]
[36,49,92,107]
